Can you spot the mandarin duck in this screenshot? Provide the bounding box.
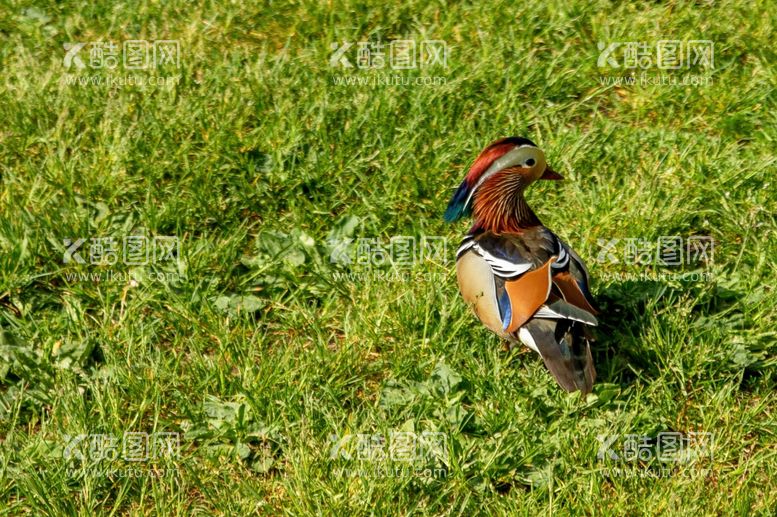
[445,137,598,393]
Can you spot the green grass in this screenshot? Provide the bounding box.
[1,0,776,514]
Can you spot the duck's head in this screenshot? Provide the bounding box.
[444,137,562,223]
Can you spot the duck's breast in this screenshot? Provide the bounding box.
[456,250,505,337]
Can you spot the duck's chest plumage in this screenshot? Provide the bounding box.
[456,228,553,337]
[456,248,505,337]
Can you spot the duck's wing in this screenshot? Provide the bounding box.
[456,229,598,393]
[550,236,599,315]
[457,230,597,332]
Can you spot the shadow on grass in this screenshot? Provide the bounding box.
[591,276,752,388]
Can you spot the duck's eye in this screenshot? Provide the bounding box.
[525,158,535,166]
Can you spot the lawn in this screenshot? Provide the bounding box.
[1,0,776,514]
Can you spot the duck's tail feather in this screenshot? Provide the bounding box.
[521,318,596,394]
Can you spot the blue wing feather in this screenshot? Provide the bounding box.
[498,288,512,331]
[444,180,472,222]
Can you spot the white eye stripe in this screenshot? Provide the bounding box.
[462,145,541,210]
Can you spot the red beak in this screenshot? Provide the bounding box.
[540,166,564,180]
